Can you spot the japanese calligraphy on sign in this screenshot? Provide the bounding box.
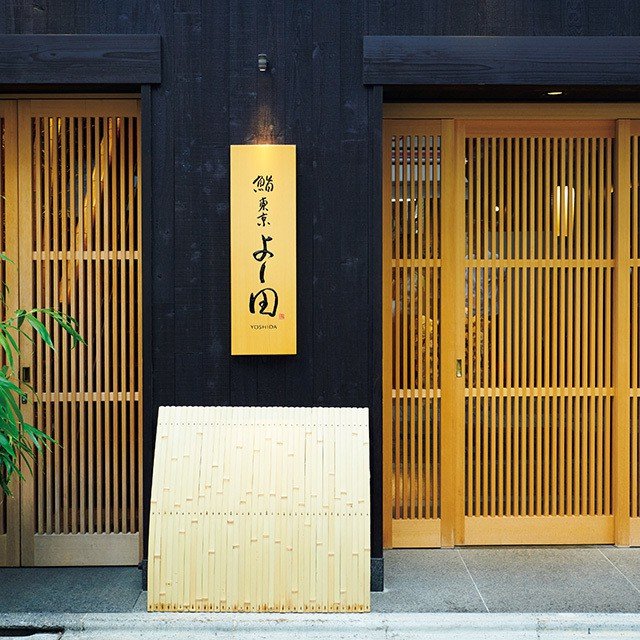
[230,145,297,355]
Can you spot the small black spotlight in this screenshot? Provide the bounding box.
[258,53,269,72]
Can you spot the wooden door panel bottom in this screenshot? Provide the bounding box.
[391,519,441,548]
[463,516,614,546]
[0,534,18,567]
[32,532,139,566]
[629,518,640,546]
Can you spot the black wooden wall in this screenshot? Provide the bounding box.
[3,0,640,572]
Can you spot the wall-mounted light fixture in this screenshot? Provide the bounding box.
[547,90,563,96]
[554,185,575,237]
[258,53,269,72]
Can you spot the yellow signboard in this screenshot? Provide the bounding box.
[230,145,297,355]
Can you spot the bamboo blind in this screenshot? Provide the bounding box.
[148,406,370,612]
[463,131,615,543]
[383,121,442,547]
[18,101,142,565]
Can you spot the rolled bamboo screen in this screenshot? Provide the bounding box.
[148,406,370,612]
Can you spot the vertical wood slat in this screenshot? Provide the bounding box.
[43,116,52,534]
[408,134,416,519]
[401,132,409,521]
[69,116,78,535]
[393,133,401,523]
[17,102,36,564]
[433,133,441,522]
[77,116,86,536]
[597,136,605,517]
[614,120,631,544]
[440,119,465,546]
[61,117,69,534]
[86,115,95,535]
[631,133,640,526]
[416,133,424,521]
[0,101,20,566]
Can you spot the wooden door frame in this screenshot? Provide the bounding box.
[382,105,640,549]
[0,31,160,576]
[367,38,640,592]
[0,94,152,566]
[16,97,145,565]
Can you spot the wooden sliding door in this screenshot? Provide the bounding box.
[462,121,615,544]
[0,98,143,566]
[384,106,640,548]
[382,121,443,547]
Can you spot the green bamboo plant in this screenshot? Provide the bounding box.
[0,255,85,496]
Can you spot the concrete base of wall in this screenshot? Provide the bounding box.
[371,556,384,592]
[140,559,147,590]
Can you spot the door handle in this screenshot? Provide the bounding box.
[20,367,31,404]
[455,359,463,378]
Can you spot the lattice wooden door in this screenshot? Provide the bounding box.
[382,120,443,547]
[384,111,640,548]
[462,120,616,544]
[0,99,143,566]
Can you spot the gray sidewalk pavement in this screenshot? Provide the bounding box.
[4,547,640,614]
[4,548,640,637]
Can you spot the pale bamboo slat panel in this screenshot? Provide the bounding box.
[148,406,370,612]
[18,101,142,565]
[383,120,442,548]
[463,129,615,544]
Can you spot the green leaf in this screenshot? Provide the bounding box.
[0,258,85,495]
[25,314,54,349]
[0,332,14,369]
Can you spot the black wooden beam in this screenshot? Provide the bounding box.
[363,36,640,86]
[0,34,161,84]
